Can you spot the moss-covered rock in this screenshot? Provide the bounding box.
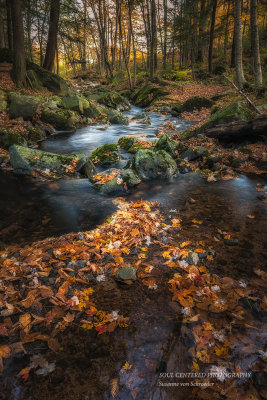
[27,70,44,91]
[42,96,63,111]
[134,149,177,180]
[93,168,140,195]
[83,100,107,120]
[155,134,177,158]
[197,100,255,133]
[9,145,86,175]
[97,91,131,111]
[106,109,129,125]
[62,94,90,115]
[89,143,120,166]
[182,146,208,161]
[130,84,169,108]
[133,112,151,124]
[172,96,214,115]
[41,108,80,130]
[118,136,138,150]
[8,93,40,120]
[208,100,254,125]
[27,62,70,96]
[0,127,27,149]
[26,126,46,143]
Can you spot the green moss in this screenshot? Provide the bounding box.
[172,96,214,115]
[155,134,177,158]
[26,126,46,143]
[9,144,86,175]
[130,83,169,107]
[134,148,177,180]
[89,143,120,165]
[209,100,254,123]
[118,136,138,150]
[97,91,130,111]
[0,127,27,149]
[41,108,80,130]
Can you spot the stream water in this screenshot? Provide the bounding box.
[0,106,266,400]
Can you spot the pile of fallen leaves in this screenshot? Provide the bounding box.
[92,170,120,184]
[0,199,266,399]
[0,200,161,375]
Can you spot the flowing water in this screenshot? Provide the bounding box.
[0,106,266,400]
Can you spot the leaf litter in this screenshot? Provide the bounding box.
[0,199,266,399]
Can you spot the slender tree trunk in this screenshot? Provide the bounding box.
[10,0,26,87]
[234,0,246,88]
[163,0,167,69]
[0,3,5,48]
[224,0,231,55]
[6,0,13,50]
[250,0,262,86]
[43,0,60,72]
[208,0,218,73]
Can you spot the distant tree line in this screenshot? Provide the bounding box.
[0,0,265,88]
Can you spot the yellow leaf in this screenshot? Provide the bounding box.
[192,220,203,224]
[215,346,229,358]
[192,361,199,371]
[122,361,133,370]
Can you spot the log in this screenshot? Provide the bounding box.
[205,114,267,145]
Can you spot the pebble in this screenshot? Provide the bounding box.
[224,238,239,246]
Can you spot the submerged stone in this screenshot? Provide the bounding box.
[116,266,137,281]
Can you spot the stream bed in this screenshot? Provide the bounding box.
[0,106,266,400]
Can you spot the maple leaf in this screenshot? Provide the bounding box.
[122,361,133,370]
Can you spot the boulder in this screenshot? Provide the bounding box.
[62,94,89,115]
[42,96,63,111]
[106,109,129,125]
[172,96,214,115]
[27,62,70,96]
[182,146,208,161]
[130,83,169,108]
[134,149,177,180]
[8,93,40,120]
[97,91,131,111]
[41,108,80,130]
[93,168,140,195]
[78,158,96,178]
[0,127,27,149]
[155,134,177,158]
[89,143,120,166]
[198,100,255,134]
[27,70,44,91]
[118,136,138,150]
[133,112,151,124]
[83,100,107,120]
[9,145,87,175]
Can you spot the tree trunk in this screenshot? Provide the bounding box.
[250,0,262,86]
[208,0,218,73]
[10,0,26,87]
[163,0,167,69]
[6,0,13,50]
[43,0,60,72]
[234,0,246,88]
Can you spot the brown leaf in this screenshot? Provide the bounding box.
[110,378,119,398]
